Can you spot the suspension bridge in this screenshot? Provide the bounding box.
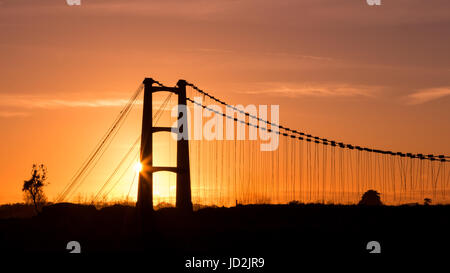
[55,78,450,211]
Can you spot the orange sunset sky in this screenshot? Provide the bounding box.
[1,0,450,204]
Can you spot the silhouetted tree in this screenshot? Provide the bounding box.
[358,190,382,206]
[424,198,432,206]
[22,164,48,213]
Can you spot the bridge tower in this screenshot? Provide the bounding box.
[136,78,193,214]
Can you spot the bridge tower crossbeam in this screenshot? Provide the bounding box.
[136,78,192,214]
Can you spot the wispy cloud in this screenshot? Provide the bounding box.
[243,83,378,98]
[407,87,450,105]
[263,52,334,62]
[0,111,29,118]
[0,96,136,109]
[0,94,178,119]
[186,48,234,54]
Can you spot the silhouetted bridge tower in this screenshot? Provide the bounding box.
[137,78,192,213]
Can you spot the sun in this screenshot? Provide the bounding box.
[133,162,143,173]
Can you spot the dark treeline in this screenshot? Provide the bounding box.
[1,202,449,260]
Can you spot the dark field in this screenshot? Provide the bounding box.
[0,203,449,268]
